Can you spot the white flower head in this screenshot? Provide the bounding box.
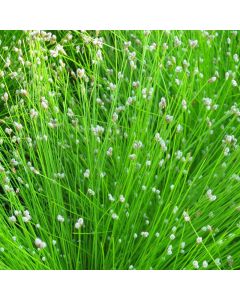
[57,215,65,223]
[75,218,84,229]
[35,238,47,249]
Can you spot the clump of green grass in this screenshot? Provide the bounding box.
[0,30,240,269]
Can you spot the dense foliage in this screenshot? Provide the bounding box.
[0,30,240,269]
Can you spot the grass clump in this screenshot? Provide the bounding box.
[0,30,240,269]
